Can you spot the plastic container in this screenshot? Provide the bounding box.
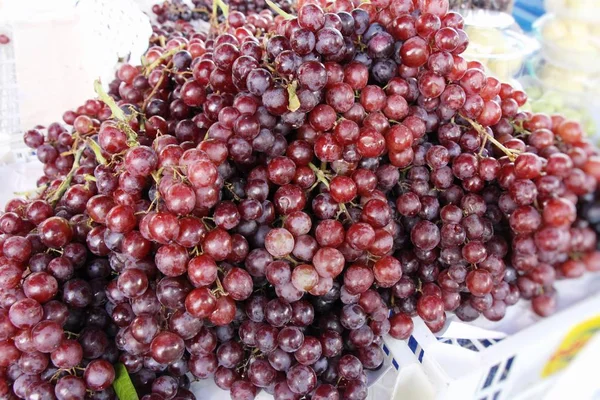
[448,0,515,12]
[384,273,600,400]
[544,0,600,22]
[525,56,600,99]
[460,10,539,82]
[533,14,600,73]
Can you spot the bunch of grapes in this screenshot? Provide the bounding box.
[2,0,600,399]
[150,0,294,25]
[191,0,294,17]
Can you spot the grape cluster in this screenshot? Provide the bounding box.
[3,0,600,399]
[191,0,294,17]
[151,0,293,25]
[0,34,10,45]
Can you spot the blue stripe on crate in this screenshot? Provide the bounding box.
[493,391,501,400]
[408,336,418,354]
[482,364,500,390]
[392,359,399,370]
[418,349,424,363]
[479,397,487,400]
[457,338,479,352]
[500,356,515,382]
[480,339,494,348]
[383,345,390,355]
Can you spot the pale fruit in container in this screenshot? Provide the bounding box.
[546,0,599,15]
[542,18,600,53]
[463,26,524,81]
[537,63,600,94]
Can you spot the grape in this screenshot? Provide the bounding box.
[2,3,598,398]
[287,364,317,395]
[150,332,185,364]
[84,359,115,391]
[389,313,414,339]
[55,376,86,400]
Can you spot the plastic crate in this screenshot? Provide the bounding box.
[385,273,600,400]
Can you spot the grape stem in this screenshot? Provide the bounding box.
[142,61,172,114]
[287,81,301,112]
[143,44,185,77]
[478,133,488,157]
[265,0,294,20]
[337,203,353,223]
[225,182,242,201]
[308,162,330,189]
[48,145,85,206]
[14,184,48,199]
[464,117,520,161]
[86,138,107,165]
[512,122,531,136]
[213,275,228,297]
[283,255,299,266]
[94,80,138,144]
[94,80,125,121]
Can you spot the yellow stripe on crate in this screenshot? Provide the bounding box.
[541,315,600,378]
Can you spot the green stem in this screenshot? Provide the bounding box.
[143,44,185,77]
[338,203,353,222]
[86,138,107,165]
[14,184,48,198]
[464,117,520,161]
[94,80,138,144]
[265,0,294,19]
[49,145,85,206]
[94,80,126,121]
[308,162,330,189]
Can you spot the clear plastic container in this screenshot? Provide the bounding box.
[520,62,600,139]
[533,14,600,73]
[544,0,600,22]
[528,56,600,96]
[448,0,515,12]
[460,10,539,82]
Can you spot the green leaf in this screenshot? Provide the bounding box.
[112,363,139,400]
[287,81,300,112]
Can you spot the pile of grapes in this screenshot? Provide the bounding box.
[2,0,600,399]
[151,0,293,24]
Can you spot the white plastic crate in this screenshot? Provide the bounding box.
[385,272,600,400]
